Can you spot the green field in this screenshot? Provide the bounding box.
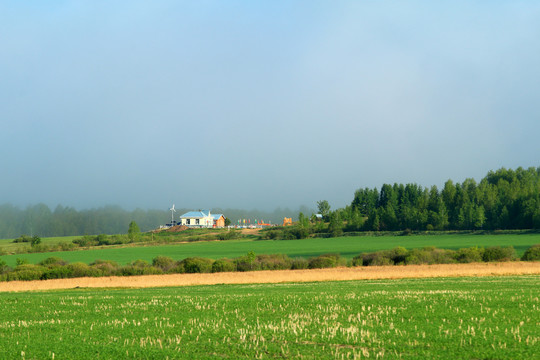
[0,236,80,253]
[1,233,539,267]
[0,276,537,359]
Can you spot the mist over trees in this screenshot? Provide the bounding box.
[344,167,540,232]
[1,167,538,239]
[0,205,312,239]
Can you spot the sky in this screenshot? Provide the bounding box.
[1,1,539,212]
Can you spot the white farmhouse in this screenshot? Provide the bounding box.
[179,210,214,228]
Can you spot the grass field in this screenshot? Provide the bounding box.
[1,233,539,267]
[0,276,537,359]
[0,236,80,253]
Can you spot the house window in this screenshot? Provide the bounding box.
[196,219,200,225]
[186,219,190,225]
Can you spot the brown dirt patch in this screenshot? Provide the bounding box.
[164,225,188,232]
[241,228,262,235]
[1,262,538,293]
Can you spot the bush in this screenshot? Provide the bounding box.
[521,244,540,261]
[352,252,393,266]
[405,247,456,265]
[235,251,258,272]
[179,257,214,273]
[39,257,68,267]
[73,236,99,247]
[67,262,102,277]
[8,264,46,281]
[291,257,309,269]
[58,242,76,251]
[384,247,408,264]
[13,235,33,243]
[482,246,517,262]
[429,249,457,264]
[31,236,42,247]
[308,254,344,269]
[285,228,311,240]
[256,254,293,270]
[120,260,163,276]
[455,247,485,263]
[217,231,240,240]
[90,260,120,276]
[212,258,236,273]
[152,256,177,272]
[41,266,74,280]
[0,260,10,274]
[27,243,50,253]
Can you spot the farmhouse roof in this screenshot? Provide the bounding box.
[180,210,211,218]
[212,214,224,220]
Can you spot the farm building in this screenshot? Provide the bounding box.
[212,214,226,228]
[179,210,225,228]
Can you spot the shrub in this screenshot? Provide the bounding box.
[58,242,76,251]
[120,260,163,276]
[8,264,46,281]
[217,231,240,240]
[96,234,111,245]
[352,252,393,266]
[521,244,540,261]
[262,230,282,240]
[179,257,214,273]
[291,257,309,269]
[212,258,236,273]
[13,235,33,243]
[285,228,311,240]
[384,247,408,264]
[39,257,68,267]
[235,251,258,272]
[256,254,293,270]
[152,256,177,272]
[16,258,29,266]
[308,254,344,269]
[0,260,10,274]
[27,243,49,253]
[90,260,120,276]
[67,262,102,277]
[41,266,74,280]
[30,236,42,247]
[455,247,485,263]
[405,247,456,265]
[73,236,99,247]
[429,248,457,264]
[482,246,517,262]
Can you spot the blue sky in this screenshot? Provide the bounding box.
[1,1,539,211]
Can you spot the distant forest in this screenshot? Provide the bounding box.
[0,205,311,239]
[341,166,540,231]
[0,166,538,239]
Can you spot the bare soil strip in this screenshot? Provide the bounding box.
[1,262,539,292]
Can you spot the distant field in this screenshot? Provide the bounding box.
[0,276,537,359]
[1,233,539,267]
[0,236,80,253]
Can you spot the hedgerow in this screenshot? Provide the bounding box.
[0,244,537,282]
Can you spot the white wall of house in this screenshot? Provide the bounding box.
[180,216,213,227]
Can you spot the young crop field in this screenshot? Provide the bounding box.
[0,236,80,254]
[1,233,539,267]
[0,276,538,359]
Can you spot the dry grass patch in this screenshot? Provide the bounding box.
[0,261,538,292]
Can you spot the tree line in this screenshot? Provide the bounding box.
[0,204,312,239]
[336,166,540,232]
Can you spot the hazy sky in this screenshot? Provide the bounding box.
[1,1,539,212]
